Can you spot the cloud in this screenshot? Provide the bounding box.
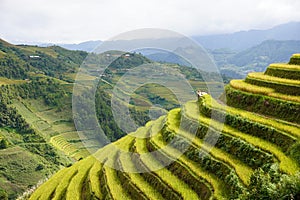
[1,0,300,43]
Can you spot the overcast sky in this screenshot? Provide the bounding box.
[1,0,300,43]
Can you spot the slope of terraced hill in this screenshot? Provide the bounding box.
[226,54,300,123]
[29,54,300,200]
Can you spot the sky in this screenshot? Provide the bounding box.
[1,0,300,44]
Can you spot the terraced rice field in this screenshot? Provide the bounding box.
[29,55,300,199]
[227,55,300,123]
[229,80,300,102]
[29,96,300,199]
[11,99,93,160]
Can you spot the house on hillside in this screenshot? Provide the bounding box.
[29,55,40,59]
[197,90,207,99]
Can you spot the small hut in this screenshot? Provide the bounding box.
[197,90,207,99]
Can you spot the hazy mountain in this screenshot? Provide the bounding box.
[219,40,300,78]
[14,22,300,53]
[58,21,300,52]
[136,49,191,66]
[59,40,102,52]
[13,40,102,52]
[139,40,300,78]
[193,21,300,50]
[228,40,300,66]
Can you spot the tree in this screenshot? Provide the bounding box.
[0,139,9,149]
[240,166,300,200]
[0,188,8,200]
[35,164,44,171]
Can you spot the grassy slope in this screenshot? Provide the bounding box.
[0,77,28,85]
[0,146,54,199]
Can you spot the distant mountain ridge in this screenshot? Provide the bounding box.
[14,40,102,52]
[139,40,300,78]
[59,40,102,52]
[228,40,300,66]
[13,21,300,52]
[219,40,300,78]
[10,21,300,79]
[193,21,300,50]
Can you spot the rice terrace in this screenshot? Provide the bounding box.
[29,54,300,199]
[1,1,300,198]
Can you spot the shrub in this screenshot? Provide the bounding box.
[288,142,300,166]
[0,188,8,200]
[240,167,300,200]
[35,164,44,171]
[0,139,9,149]
[289,54,300,65]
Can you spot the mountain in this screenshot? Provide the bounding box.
[29,54,300,199]
[193,21,300,50]
[59,40,102,52]
[218,40,300,78]
[136,49,191,66]
[228,40,300,66]
[13,22,300,53]
[13,40,102,53]
[137,40,300,79]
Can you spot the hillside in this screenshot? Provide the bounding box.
[0,39,91,199]
[0,39,88,81]
[0,39,226,199]
[29,55,300,199]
